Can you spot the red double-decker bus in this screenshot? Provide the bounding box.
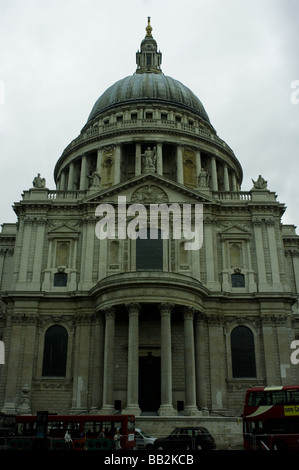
[243,385,299,450]
[8,414,135,451]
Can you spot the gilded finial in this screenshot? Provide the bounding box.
[145,16,153,37]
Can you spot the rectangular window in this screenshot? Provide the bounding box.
[136,229,163,270]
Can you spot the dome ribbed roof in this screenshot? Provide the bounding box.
[87,73,210,123]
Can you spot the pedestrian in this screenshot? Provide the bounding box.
[114,429,122,450]
[98,428,105,439]
[64,430,73,450]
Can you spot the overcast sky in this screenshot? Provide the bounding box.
[0,0,298,230]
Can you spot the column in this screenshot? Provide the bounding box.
[159,303,176,416]
[156,142,163,175]
[135,143,141,176]
[71,316,92,413]
[223,164,230,191]
[114,145,121,184]
[59,171,66,190]
[17,218,32,285]
[232,173,237,191]
[266,220,283,291]
[123,303,141,415]
[100,307,116,414]
[176,145,184,184]
[196,150,201,185]
[183,307,199,415]
[90,312,105,411]
[67,162,74,190]
[79,154,87,190]
[31,218,46,289]
[211,156,218,191]
[252,219,268,291]
[195,313,208,413]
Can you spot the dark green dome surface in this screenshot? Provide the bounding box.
[87,73,210,123]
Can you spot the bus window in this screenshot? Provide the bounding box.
[66,422,81,438]
[47,421,64,437]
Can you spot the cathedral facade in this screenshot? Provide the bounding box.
[1,19,299,418]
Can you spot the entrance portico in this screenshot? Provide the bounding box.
[97,301,201,416]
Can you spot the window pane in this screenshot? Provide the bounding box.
[136,229,163,270]
[42,325,68,377]
[231,326,256,378]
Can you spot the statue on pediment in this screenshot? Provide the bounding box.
[198,168,209,188]
[88,169,101,189]
[251,175,267,190]
[142,146,156,172]
[32,173,46,188]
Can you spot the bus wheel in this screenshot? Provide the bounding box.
[273,440,287,451]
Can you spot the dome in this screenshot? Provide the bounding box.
[87,73,211,124]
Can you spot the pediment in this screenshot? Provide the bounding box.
[48,223,81,236]
[219,223,251,238]
[83,173,216,205]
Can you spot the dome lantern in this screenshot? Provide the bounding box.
[136,17,162,74]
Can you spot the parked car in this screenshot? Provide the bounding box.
[153,427,216,451]
[135,428,156,450]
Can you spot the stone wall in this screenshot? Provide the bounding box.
[135,415,243,450]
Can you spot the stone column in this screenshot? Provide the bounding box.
[223,164,230,191]
[114,145,121,184]
[183,307,199,415]
[79,154,87,190]
[252,219,268,291]
[71,315,91,414]
[176,145,184,184]
[59,171,66,190]
[18,218,32,285]
[266,220,283,291]
[135,143,142,176]
[31,218,46,289]
[196,150,201,184]
[159,303,176,416]
[211,156,218,191]
[90,312,105,412]
[156,142,163,175]
[100,307,116,414]
[67,162,74,190]
[123,303,141,415]
[195,313,208,413]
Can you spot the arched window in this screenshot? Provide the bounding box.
[231,326,256,378]
[42,325,68,377]
[136,228,163,270]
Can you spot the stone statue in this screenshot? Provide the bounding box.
[198,168,209,188]
[32,173,46,188]
[251,175,267,190]
[142,146,156,172]
[88,169,101,189]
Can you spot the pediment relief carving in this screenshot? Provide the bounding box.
[131,185,168,204]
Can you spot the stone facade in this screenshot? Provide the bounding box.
[1,19,299,419]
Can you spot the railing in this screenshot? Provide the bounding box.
[62,117,235,157]
[213,191,252,201]
[46,189,252,202]
[48,190,87,200]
